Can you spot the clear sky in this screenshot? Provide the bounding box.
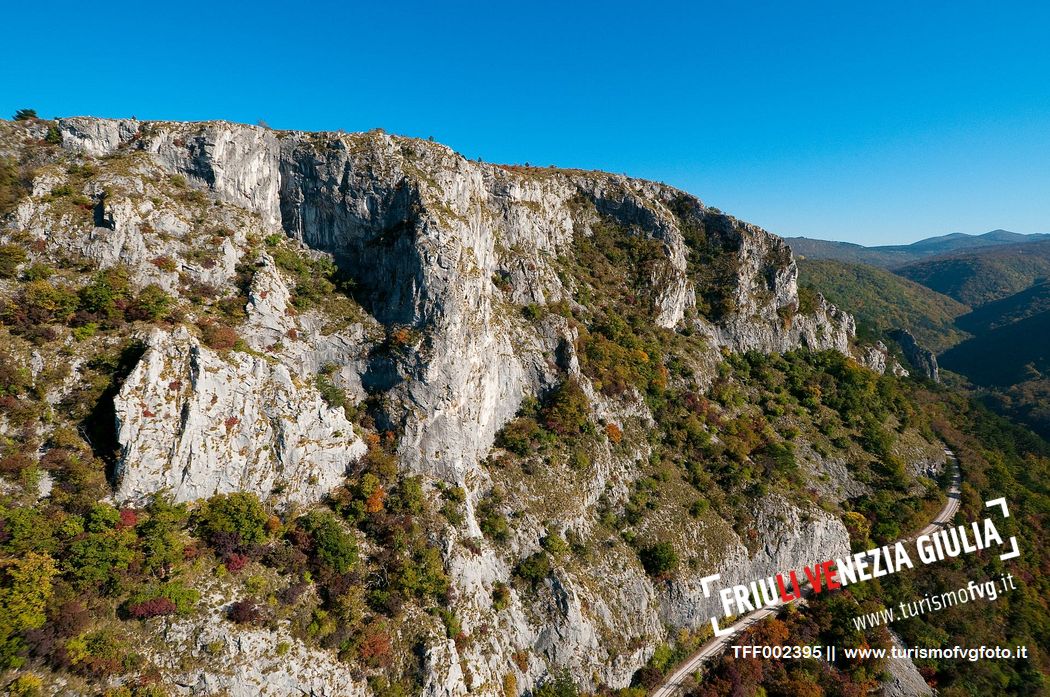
[3,1,1049,245]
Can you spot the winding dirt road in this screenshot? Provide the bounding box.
[651,450,961,697]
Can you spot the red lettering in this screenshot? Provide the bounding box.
[823,561,840,590]
[803,563,824,593]
[777,571,803,602]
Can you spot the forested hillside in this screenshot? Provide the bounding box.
[798,259,969,353]
[896,241,1050,307]
[955,280,1050,334]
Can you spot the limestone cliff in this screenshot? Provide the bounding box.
[889,328,940,382]
[0,115,919,695]
[56,117,854,489]
[113,326,367,507]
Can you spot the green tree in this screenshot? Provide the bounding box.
[5,673,44,696]
[86,503,121,532]
[13,109,37,121]
[390,476,425,515]
[496,416,542,456]
[540,532,569,556]
[197,492,269,547]
[639,541,678,578]
[22,279,79,322]
[78,269,130,320]
[543,379,591,436]
[124,581,199,616]
[515,551,551,587]
[0,244,27,278]
[0,552,58,668]
[0,505,56,554]
[137,498,189,577]
[127,284,172,321]
[534,669,579,697]
[478,502,509,543]
[64,524,135,592]
[299,509,357,573]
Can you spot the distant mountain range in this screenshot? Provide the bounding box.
[786,230,1050,268]
[896,239,1050,307]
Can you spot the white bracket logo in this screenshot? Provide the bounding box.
[986,497,1021,561]
[700,574,734,637]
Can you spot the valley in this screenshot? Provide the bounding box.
[791,235,1050,442]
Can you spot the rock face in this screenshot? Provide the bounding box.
[664,494,850,623]
[113,326,366,506]
[160,612,369,697]
[58,117,142,157]
[29,117,900,694]
[881,631,934,697]
[858,340,910,377]
[889,329,940,382]
[58,117,855,488]
[694,219,855,355]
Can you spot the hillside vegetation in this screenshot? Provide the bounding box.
[798,259,969,353]
[939,311,1050,438]
[896,240,1050,306]
[0,114,935,695]
[800,251,1050,444]
[955,280,1050,334]
[892,250,1050,440]
[787,238,917,267]
[691,396,1050,697]
[0,114,1048,696]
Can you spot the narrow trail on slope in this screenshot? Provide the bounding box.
[650,449,962,697]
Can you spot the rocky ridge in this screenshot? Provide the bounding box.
[889,329,940,382]
[56,117,857,483]
[0,116,926,695]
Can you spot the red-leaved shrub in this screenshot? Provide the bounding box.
[117,508,138,529]
[129,597,177,619]
[225,552,249,573]
[228,598,264,625]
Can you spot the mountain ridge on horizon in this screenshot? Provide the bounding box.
[786,229,1050,268]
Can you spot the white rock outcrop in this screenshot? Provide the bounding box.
[57,117,857,490]
[882,631,934,696]
[161,616,369,697]
[858,340,910,377]
[113,327,366,506]
[664,494,851,625]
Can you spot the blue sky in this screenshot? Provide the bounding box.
[3,1,1049,245]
